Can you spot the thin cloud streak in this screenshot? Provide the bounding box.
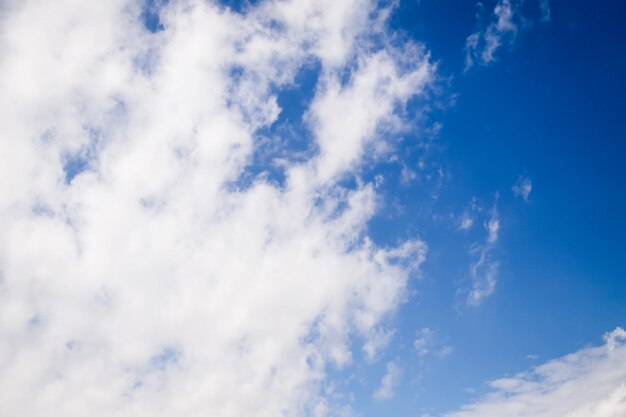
[512,175,532,201]
[445,328,626,417]
[467,201,500,306]
[373,361,403,400]
[465,0,550,70]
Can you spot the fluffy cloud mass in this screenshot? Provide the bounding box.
[0,0,431,415]
[446,328,626,417]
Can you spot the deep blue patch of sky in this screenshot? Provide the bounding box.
[142,0,169,32]
[367,1,626,415]
[63,152,90,184]
[236,61,321,189]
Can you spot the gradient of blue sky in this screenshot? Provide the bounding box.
[251,0,626,414]
[365,1,626,415]
[141,1,626,414]
[215,1,626,413]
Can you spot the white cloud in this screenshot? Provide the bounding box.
[459,213,475,231]
[414,327,435,356]
[467,203,500,306]
[373,361,402,400]
[414,327,453,358]
[604,327,626,351]
[310,43,432,183]
[465,0,549,70]
[459,197,480,231]
[486,209,500,243]
[512,175,532,201]
[0,0,433,416]
[363,328,396,362]
[445,327,626,417]
[465,0,518,69]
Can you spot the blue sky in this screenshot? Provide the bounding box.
[251,0,626,414]
[361,1,626,415]
[361,0,626,415]
[1,0,625,416]
[215,1,626,413]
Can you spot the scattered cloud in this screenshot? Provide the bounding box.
[458,197,480,231]
[512,175,532,200]
[400,163,418,184]
[486,208,500,243]
[465,0,550,70]
[0,0,433,415]
[445,327,626,417]
[459,213,475,231]
[467,201,500,306]
[414,327,453,358]
[363,328,396,362]
[465,0,518,69]
[373,361,403,400]
[414,328,434,356]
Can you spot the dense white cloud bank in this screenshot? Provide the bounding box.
[446,328,626,417]
[0,0,432,415]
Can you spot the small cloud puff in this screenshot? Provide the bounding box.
[373,361,403,400]
[414,327,453,358]
[414,327,434,356]
[467,201,500,306]
[512,175,532,201]
[459,213,474,231]
[486,210,500,243]
[459,197,481,231]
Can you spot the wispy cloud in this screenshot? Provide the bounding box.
[414,327,453,358]
[465,0,551,70]
[458,197,480,231]
[373,361,403,400]
[414,327,435,356]
[459,213,475,231]
[445,327,626,417]
[363,328,397,362]
[486,208,500,243]
[512,175,532,201]
[539,0,552,22]
[465,0,518,70]
[467,200,500,306]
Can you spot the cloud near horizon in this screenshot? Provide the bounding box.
[0,0,432,415]
[446,328,626,417]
